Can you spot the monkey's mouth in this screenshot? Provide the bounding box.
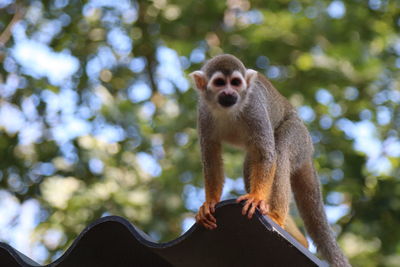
[218,92,238,107]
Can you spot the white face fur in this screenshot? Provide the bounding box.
[190,69,257,116]
[208,70,246,109]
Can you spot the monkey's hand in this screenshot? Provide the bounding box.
[236,194,269,219]
[195,201,218,230]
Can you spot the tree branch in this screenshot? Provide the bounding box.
[0,2,25,47]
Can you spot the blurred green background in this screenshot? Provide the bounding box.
[0,0,399,266]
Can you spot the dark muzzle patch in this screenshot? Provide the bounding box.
[218,92,238,107]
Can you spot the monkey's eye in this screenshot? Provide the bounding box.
[231,78,242,86]
[213,78,226,87]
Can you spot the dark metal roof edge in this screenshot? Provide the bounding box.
[253,205,328,267]
[0,242,41,267]
[0,199,328,267]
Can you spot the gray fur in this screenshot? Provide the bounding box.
[192,54,351,267]
[202,54,246,78]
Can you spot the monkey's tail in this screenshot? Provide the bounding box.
[291,162,351,267]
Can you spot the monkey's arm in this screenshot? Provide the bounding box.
[237,112,276,219]
[195,139,224,229]
[238,146,276,219]
[202,139,224,202]
[195,112,225,230]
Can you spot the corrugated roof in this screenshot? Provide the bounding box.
[0,199,326,267]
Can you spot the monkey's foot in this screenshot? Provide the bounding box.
[195,200,218,230]
[236,194,269,219]
[267,211,285,227]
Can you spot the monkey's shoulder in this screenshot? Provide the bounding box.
[255,73,274,90]
[254,74,288,101]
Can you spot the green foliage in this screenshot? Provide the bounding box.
[0,0,399,265]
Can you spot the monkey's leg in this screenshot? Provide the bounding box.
[244,151,308,247]
[268,150,291,228]
[267,118,309,247]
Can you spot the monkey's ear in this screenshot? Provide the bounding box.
[245,69,257,87]
[189,71,207,91]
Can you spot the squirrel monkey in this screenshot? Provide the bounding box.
[190,54,350,267]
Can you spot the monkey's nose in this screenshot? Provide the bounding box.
[218,92,238,107]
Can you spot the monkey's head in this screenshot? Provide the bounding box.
[190,54,257,112]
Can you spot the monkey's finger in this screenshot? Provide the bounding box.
[209,202,216,213]
[236,194,250,203]
[242,198,254,216]
[199,215,217,229]
[203,204,216,223]
[198,218,209,229]
[247,202,257,219]
[205,212,217,224]
[259,201,269,215]
[204,204,217,224]
[204,221,217,230]
[204,207,217,224]
[204,219,217,229]
[203,203,210,215]
[196,212,209,228]
[199,205,217,228]
[196,211,204,222]
[198,205,207,221]
[197,215,214,230]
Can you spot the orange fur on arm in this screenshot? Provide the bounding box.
[249,161,276,201]
[202,141,224,203]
